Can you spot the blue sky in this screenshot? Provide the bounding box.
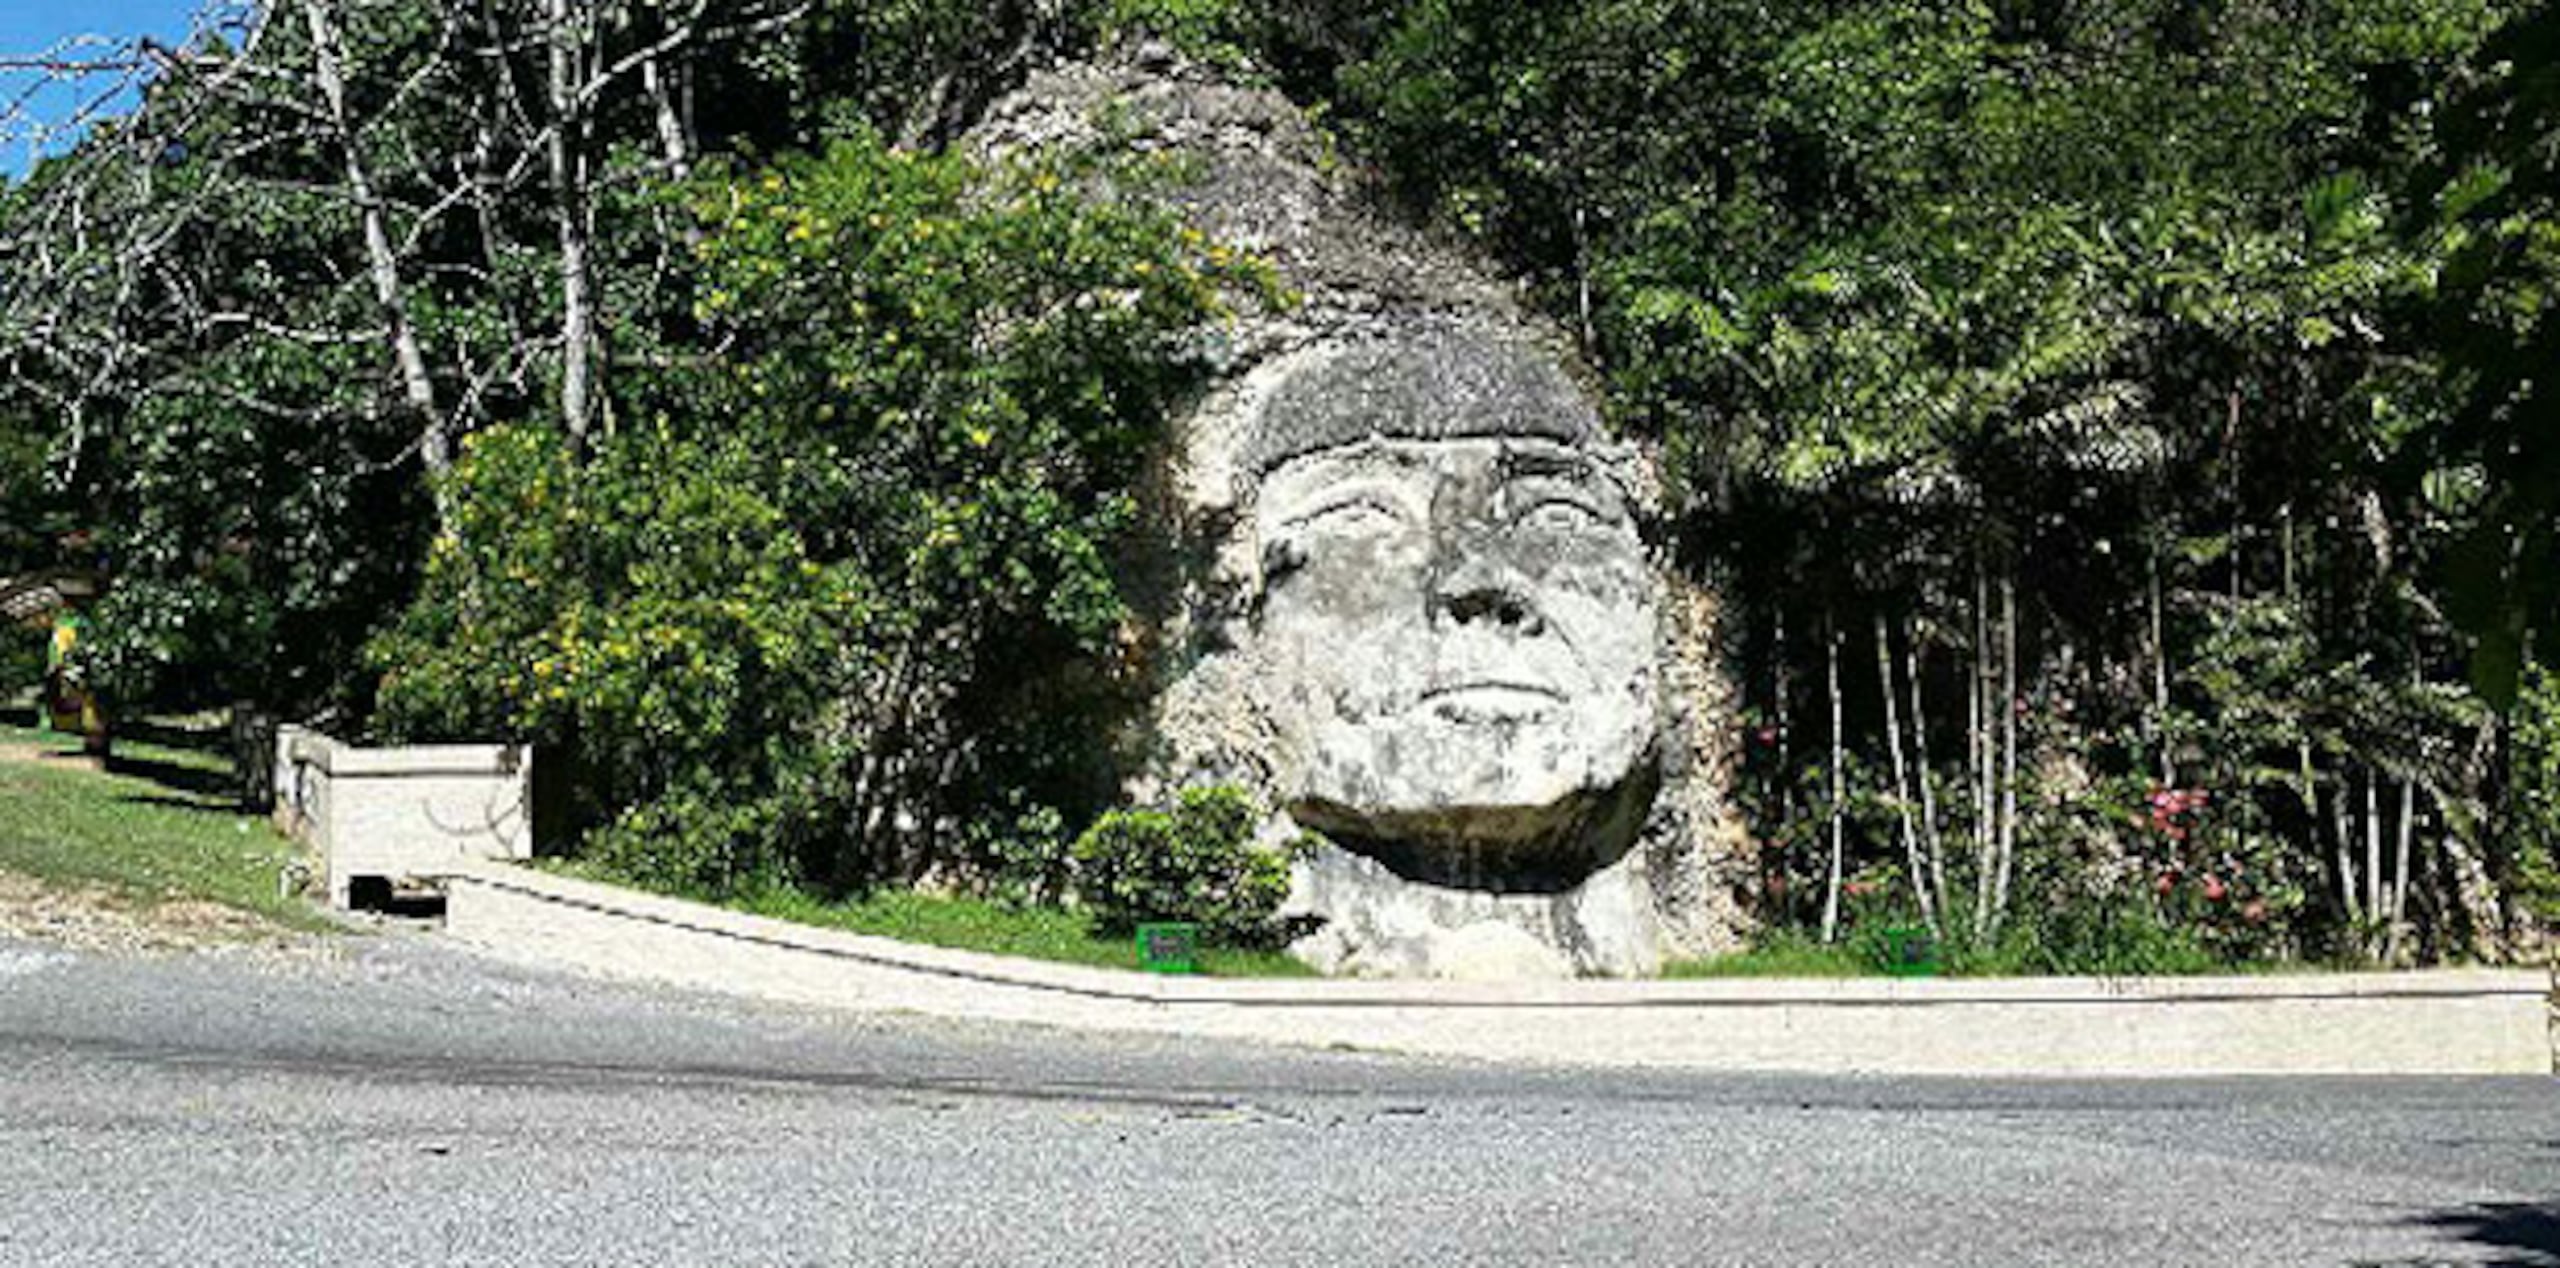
[0,0,204,51]
[1,0,213,172]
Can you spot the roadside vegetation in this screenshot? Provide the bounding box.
[4,0,2558,974]
[551,863,1312,978]
[552,783,1314,975]
[0,718,327,934]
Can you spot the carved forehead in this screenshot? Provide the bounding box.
[1245,328,1600,476]
[1259,436,1625,503]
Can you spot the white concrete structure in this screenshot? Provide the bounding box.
[443,862,2558,1076]
[272,727,533,908]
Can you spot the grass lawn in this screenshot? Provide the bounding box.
[551,860,1314,977]
[1663,939,1873,979]
[0,719,333,933]
[1665,925,2342,979]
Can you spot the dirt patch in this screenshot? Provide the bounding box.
[0,743,102,771]
[0,871,307,955]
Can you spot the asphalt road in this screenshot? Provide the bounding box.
[0,931,2553,1267]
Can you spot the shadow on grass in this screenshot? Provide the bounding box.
[103,753,237,802]
[116,791,243,814]
[119,717,230,754]
[2386,1201,2560,1266]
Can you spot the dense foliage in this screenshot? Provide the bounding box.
[6,0,2559,962]
[369,132,1252,893]
[1304,0,2559,963]
[1070,785,1304,945]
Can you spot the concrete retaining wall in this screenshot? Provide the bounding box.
[443,863,2558,1076]
[273,727,533,907]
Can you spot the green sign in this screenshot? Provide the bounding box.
[1881,926,1941,977]
[1136,922,1199,974]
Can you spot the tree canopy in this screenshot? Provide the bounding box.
[4,0,2555,964]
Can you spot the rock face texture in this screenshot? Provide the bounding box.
[970,51,1749,977]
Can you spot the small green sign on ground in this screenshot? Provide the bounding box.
[1882,927,1941,977]
[1136,922,1199,974]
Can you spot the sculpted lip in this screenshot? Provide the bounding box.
[1418,681,1567,718]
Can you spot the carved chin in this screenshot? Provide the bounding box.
[1285,702,1652,852]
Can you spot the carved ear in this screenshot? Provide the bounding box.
[1259,536,1310,588]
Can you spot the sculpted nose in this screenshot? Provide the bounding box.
[1432,562,1546,637]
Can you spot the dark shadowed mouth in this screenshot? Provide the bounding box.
[1418,682,1567,719]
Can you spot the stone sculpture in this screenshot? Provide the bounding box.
[971,48,1748,977]
[1245,329,1657,884]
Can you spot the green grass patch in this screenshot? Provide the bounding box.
[1663,933,1873,978]
[1666,920,2336,979]
[0,721,330,933]
[548,860,1313,977]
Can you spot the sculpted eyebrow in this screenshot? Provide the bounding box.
[1278,485,1408,528]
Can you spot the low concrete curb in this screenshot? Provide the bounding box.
[443,863,2558,1076]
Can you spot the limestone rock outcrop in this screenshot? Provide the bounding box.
[969,50,1751,977]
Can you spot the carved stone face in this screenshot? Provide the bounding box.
[1252,433,1658,867]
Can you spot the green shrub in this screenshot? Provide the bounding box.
[0,621,43,702]
[1949,895,2222,977]
[961,796,1076,910]
[369,130,1260,896]
[368,423,850,891]
[2510,664,2560,931]
[1070,785,1300,945]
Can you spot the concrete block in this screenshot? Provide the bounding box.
[272,727,533,907]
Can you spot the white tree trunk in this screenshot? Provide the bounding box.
[301,0,444,476]
[1877,612,1936,934]
[642,52,692,179]
[2149,539,2172,786]
[1992,573,2020,931]
[1905,622,1947,921]
[1971,558,1993,939]
[2387,776,2415,962]
[547,0,596,448]
[1821,621,1846,945]
[2362,769,2383,948]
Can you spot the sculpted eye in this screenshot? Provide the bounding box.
[1515,496,1606,533]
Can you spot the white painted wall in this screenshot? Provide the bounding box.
[272,726,533,907]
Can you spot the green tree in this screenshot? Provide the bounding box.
[374,131,1259,893]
